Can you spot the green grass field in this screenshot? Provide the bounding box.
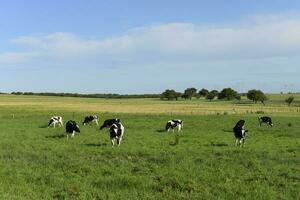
[0,95,299,199]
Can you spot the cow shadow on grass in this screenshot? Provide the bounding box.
[45,134,65,139]
[222,129,233,133]
[85,143,107,147]
[156,129,166,133]
[39,125,48,128]
[207,142,229,147]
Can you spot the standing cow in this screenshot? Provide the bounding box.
[48,116,63,128]
[165,119,183,132]
[65,120,80,139]
[258,116,273,127]
[83,115,99,126]
[233,120,248,147]
[109,122,125,147]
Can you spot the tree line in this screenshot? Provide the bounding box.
[5,90,296,106]
[161,88,272,105]
[10,92,161,99]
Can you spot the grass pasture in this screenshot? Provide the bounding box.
[0,94,299,199]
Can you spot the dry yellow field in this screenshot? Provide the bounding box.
[0,94,299,115]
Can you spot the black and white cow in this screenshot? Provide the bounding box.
[258,116,273,127]
[165,119,183,132]
[99,118,121,130]
[47,116,63,128]
[65,120,80,139]
[235,119,245,128]
[233,120,248,147]
[109,122,125,147]
[83,115,99,126]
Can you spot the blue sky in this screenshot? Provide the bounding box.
[1,0,300,93]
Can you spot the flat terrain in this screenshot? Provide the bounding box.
[0,94,299,199]
[0,94,300,115]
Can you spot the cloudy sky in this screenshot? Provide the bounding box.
[1,0,300,94]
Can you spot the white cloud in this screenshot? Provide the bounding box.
[2,14,300,67]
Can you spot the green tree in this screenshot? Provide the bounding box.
[285,96,294,106]
[198,88,209,98]
[161,89,181,100]
[247,89,267,104]
[218,88,240,100]
[206,92,216,101]
[210,90,219,97]
[184,88,197,100]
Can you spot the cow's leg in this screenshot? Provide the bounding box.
[111,139,115,147]
[117,137,122,147]
[71,131,75,138]
[95,119,99,126]
[240,139,245,147]
[235,139,239,146]
[178,125,182,132]
[53,122,56,128]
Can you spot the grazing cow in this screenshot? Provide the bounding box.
[65,120,80,139]
[100,118,121,130]
[233,120,248,147]
[83,115,99,126]
[47,116,63,128]
[109,122,125,147]
[165,119,183,132]
[258,116,273,127]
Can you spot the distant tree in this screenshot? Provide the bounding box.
[206,92,216,101]
[174,92,182,101]
[285,96,294,106]
[181,94,189,100]
[247,89,268,104]
[11,92,23,95]
[218,88,240,100]
[161,89,181,100]
[247,90,257,103]
[260,95,268,105]
[23,92,34,95]
[198,88,209,98]
[210,90,219,97]
[184,88,197,100]
[235,94,242,101]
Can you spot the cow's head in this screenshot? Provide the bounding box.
[75,125,80,133]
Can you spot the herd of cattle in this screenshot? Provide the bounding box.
[47,115,273,147]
